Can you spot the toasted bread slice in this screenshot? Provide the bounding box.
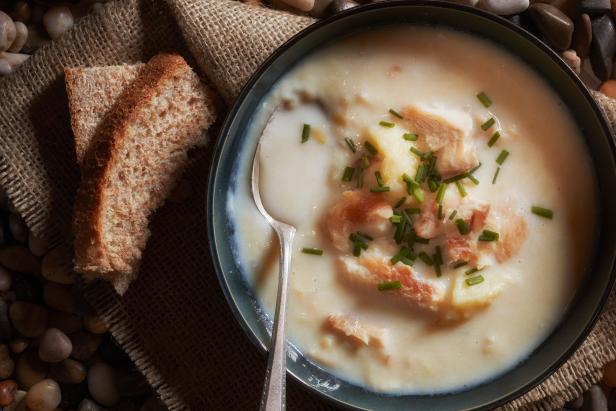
[69,54,216,293]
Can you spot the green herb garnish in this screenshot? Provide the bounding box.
[448,210,458,221]
[356,167,364,188]
[415,164,427,183]
[406,207,421,215]
[492,167,501,184]
[456,218,470,235]
[437,204,443,220]
[455,180,467,197]
[436,183,447,204]
[345,137,357,152]
[394,197,407,208]
[531,206,554,219]
[418,252,433,266]
[466,275,485,286]
[301,124,311,143]
[481,118,496,131]
[342,166,355,182]
[478,230,499,242]
[465,267,483,276]
[410,147,426,159]
[487,131,500,147]
[370,186,390,193]
[389,109,403,119]
[375,171,385,187]
[379,121,395,128]
[496,150,509,165]
[365,141,378,156]
[477,91,492,108]
[390,215,402,224]
[453,260,468,269]
[378,280,402,291]
[302,247,323,256]
[403,133,418,141]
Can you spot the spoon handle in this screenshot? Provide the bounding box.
[260,224,296,411]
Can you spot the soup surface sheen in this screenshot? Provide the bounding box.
[229,27,596,394]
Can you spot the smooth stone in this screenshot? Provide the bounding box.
[28,233,49,257]
[4,389,26,411]
[309,0,333,16]
[0,266,11,291]
[12,272,43,302]
[0,246,41,275]
[42,6,73,39]
[573,13,593,57]
[566,394,584,409]
[39,328,72,363]
[331,0,359,12]
[99,335,130,368]
[603,359,616,386]
[69,332,102,361]
[59,382,88,409]
[581,385,608,411]
[590,14,616,80]
[0,379,18,406]
[78,398,107,411]
[42,246,76,285]
[0,11,16,52]
[279,0,314,12]
[43,283,75,313]
[0,344,15,378]
[581,0,611,14]
[25,379,61,411]
[529,3,575,51]
[8,213,27,243]
[0,298,11,342]
[9,302,48,337]
[83,315,108,334]
[16,350,48,389]
[599,79,616,97]
[561,49,582,73]
[10,2,30,23]
[140,396,166,411]
[49,358,86,384]
[48,310,82,334]
[10,334,29,354]
[88,362,120,407]
[478,0,530,15]
[116,369,150,398]
[549,0,580,20]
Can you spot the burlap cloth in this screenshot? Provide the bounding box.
[0,0,614,409]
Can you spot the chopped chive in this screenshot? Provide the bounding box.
[301,124,311,143]
[377,280,402,291]
[379,121,395,128]
[400,256,415,266]
[453,260,468,269]
[356,167,364,188]
[342,166,355,182]
[389,109,403,119]
[353,241,362,257]
[467,173,480,185]
[456,218,470,235]
[448,209,458,220]
[496,150,510,165]
[492,167,501,184]
[437,204,443,220]
[466,275,485,286]
[443,173,467,184]
[426,155,437,176]
[418,252,433,266]
[410,147,425,159]
[406,207,421,215]
[465,267,483,276]
[487,131,500,147]
[302,247,323,256]
[477,91,492,108]
[531,206,554,219]
[434,262,442,277]
[481,117,496,131]
[403,133,418,141]
[402,173,414,184]
[370,186,390,193]
[357,232,374,241]
[390,247,410,264]
[455,180,467,197]
[434,246,443,265]
[478,229,499,242]
[468,162,482,175]
[415,164,427,183]
[436,183,447,204]
[394,219,407,244]
[412,186,424,204]
[414,236,429,244]
[390,215,402,224]
[375,171,385,187]
[365,141,378,156]
[362,155,370,168]
[394,197,407,208]
[427,178,439,192]
[345,137,357,152]
[401,209,414,225]
[350,232,373,244]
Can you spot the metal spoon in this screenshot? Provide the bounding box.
[252,118,296,411]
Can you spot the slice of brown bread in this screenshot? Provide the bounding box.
[66,64,144,165]
[69,53,216,294]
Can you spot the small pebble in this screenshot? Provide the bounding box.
[0,57,11,75]
[529,3,574,51]
[581,385,608,411]
[0,245,41,275]
[116,369,150,398]
[70,332,102,361]
[48,310,82,334]
[279,0,315,12]
[561,49,582,73]
[573,13,593,57]
[9,301,48,338]
[28,232,49,257]
[0,266,12,291]
[0,379,17,406]
[8,213,27,243]
[88,362,120,406]
[42,246,76,285]
[11,272,43,302]
[0,298,12,342]
[331,0,358,12]
[10,1,31,23]
[599,79,616,97]
[603,359,616,387]
[566,393,584,409]
[83,315,108,334]
[25,379,61,411]
[10,334,30,354]
[39,328,72,363]
[0,343,15,378]
[43,283,75,313]
[590,14,616,80]
[0,11,16,52]
[59,381,88,409]
[49,359,86,384]
[42,6,74,40]
[581,0,611,14]
[78,398,106,411]
[6,21,25,53]
[5,389,26,411]
[478,0,530,15]
[0,51,29,72]
[16,350,48,389]
[549,0,580,20]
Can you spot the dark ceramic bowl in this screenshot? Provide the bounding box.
[207,1,616,409]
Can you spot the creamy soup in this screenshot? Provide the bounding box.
[229,27,597,394]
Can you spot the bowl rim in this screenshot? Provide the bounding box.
[206,1,616,409]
